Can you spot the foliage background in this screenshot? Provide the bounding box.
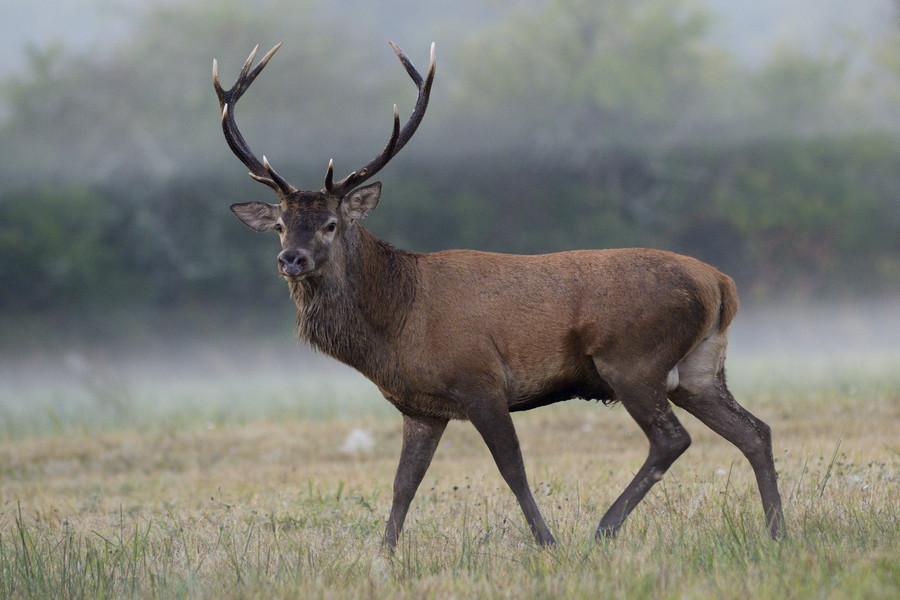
[0,0,899,346]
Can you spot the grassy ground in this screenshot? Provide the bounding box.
[0,352,898,599]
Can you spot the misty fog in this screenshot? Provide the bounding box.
[1,0,898,435]
[3,0,899,181]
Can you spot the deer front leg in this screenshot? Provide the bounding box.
[464,399,556,547]
[382,413,448,552]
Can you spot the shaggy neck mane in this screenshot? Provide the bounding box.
[287,226,418,376]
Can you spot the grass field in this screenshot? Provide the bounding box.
[0,343,898,598]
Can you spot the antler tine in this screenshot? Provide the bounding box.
[213,43,296,195]
[324,159,335,192]
[326,42,435,197]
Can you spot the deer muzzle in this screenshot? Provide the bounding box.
[278,248,314,278]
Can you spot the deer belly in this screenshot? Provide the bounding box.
[380,390,469,420]
[508,376,617,412]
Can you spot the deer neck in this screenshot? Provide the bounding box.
[288,226,418,373]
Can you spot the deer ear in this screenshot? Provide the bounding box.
[341,182,381,221]
[230,201,281,232]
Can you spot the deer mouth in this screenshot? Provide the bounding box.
[280,264,308,278]
[280,265,319,282]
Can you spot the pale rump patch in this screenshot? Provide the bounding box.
[673,330,729,393]
[666,366,680,391]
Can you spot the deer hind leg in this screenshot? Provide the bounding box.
[382,414,448,552]
[668,333,785,539]
[594,366,692,539]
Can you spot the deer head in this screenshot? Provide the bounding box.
[213,42,435,279]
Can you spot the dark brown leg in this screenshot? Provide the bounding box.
[382,414,448,552]
[464,400,556,547]
[669,370,784,539]
[597,384,692,539]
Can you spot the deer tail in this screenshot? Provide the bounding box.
[717,273,739,333]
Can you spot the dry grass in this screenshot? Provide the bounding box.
[1,359,898,598]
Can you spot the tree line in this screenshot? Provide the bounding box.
[1,0,899,318]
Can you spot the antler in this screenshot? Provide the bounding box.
[213,43,297,195]
[325,42,436,198]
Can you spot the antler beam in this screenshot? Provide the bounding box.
[214,42,435,199]
[213,43,296,195]
[325,42,436,198]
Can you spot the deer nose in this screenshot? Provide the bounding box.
[278,248,314,277]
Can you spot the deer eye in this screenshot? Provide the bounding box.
[273,223,284,234]
[325,222,337,233]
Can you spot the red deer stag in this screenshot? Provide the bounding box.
[213,42,784,550]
